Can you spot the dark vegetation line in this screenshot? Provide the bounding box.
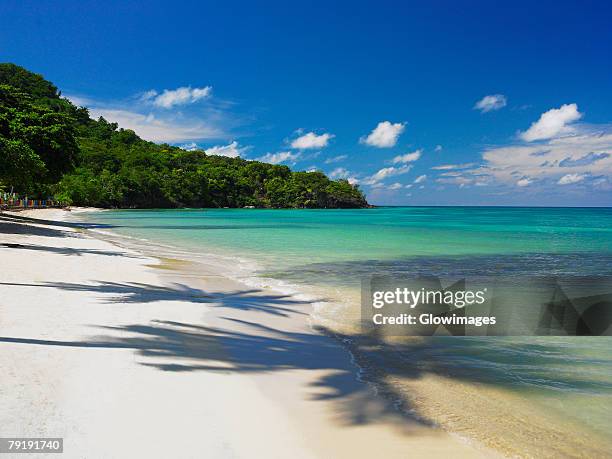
[0,63,369,209]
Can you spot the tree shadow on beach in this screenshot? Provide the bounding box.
[0,212,115,230]
[0,242,137,258]
[0,213,115,239]
[0,281,311,317]
[0,219,75,238]
[0,316,422,429]
[1,279,610,432]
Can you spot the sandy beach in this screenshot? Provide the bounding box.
[0,209,501,458]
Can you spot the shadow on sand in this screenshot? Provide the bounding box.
[0,212,114,239]
[1,279,610,431]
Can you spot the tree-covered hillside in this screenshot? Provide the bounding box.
[0,63,368,208]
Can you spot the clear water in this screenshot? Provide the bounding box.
[84,207,612,453]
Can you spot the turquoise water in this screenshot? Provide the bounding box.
[85,207,612,451]
[85,206,612,264]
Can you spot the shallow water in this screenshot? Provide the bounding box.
[84,207,612,455]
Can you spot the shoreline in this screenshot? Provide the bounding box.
[67,208,612,457]
[0,209,497,458]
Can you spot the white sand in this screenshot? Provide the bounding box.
[0,209,499,458]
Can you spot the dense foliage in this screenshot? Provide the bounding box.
[0,83,79,193]
[0,63,368,208]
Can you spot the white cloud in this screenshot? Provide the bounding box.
[329,167,350,179]
[474,94,507,113]
[481,129,612,188]
[139,90,158,102]
[436,176,475,188]
[558,173,586,185]
[328,167,359,184]
[149,86,212,109]
[431,163,476,170]
[290,132,334,149]
[180,142,199,151]
[414,174,427,184]
[516,178,532,187]
[256,151,301,165]
[361,121,405,148]
[324,154,348,164]
[84,108,223,142]
[520,103,582,141]
[434,145,443,152]
[65,93,227,143]
[364,165,412,184]
[66,94,95,107]
[392,149,422,164]
[388,182,403,190]
[206,141,250,158]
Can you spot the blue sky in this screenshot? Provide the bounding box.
[1,0,611,206]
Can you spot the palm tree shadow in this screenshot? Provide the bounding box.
[0,281,313,317]
[0,316,431,430]
[0,242,137,257]
[2,281,609,432]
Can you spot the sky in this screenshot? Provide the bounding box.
[1,0,611,206]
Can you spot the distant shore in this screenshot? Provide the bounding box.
[0,209,496,458]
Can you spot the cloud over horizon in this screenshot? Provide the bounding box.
[435,125,612,192]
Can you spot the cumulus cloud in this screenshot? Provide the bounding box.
[426,106,610,194]
[324,154,348,164]
[481,130,612,188]
[290,132,334,149]
[474,94,507,113]
[558,173,586,185]
[516,178,532,187]
[392,149,422,164]
[388,182,403,190]
[256,151,301,165]
[206,141,250,158]
[145,86,212,109]
[414,174,427,184]
[363,165,412,185]
[520,103,582,141]
[361,121,405,148]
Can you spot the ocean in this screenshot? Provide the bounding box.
[83,207,612,456]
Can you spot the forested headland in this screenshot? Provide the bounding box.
[0,63,368,208]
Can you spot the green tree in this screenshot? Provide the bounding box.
[0,84,78,191]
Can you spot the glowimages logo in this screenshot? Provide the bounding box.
[361,276,612,336]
